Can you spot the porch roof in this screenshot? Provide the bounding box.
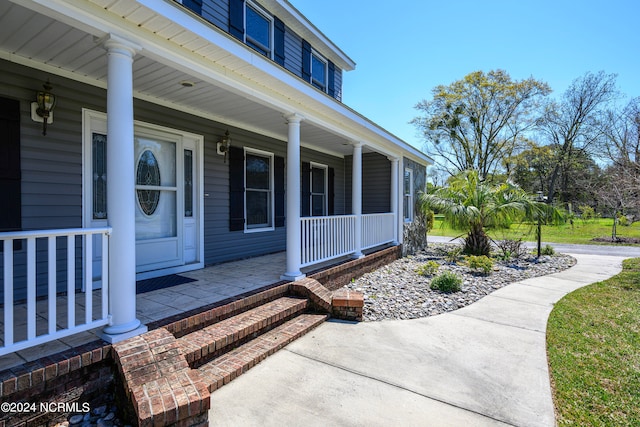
[2,0,432,165]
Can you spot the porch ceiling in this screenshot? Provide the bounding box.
[0,0,383,158]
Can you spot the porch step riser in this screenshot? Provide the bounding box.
[199,313,327,392]
[179,296,308,368]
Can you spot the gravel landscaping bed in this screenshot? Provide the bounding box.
[345,243,577,321]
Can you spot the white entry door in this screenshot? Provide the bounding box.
[83,110,203,281]
[134,135,182,271]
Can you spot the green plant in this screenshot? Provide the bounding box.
[415,260,439,276]
[579,205,596,222]
[419,170,563,256]
[445,246,463,264]
[467,255,494,274]
[541,244,555,256]
[430,271,462,293]
[618,214,629,227]
[494,238,527,260]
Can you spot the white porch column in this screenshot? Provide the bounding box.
[352,142,364,259]
[100,35,147,342]
[281,114,305,281]
[397,159,405,245]
[389,156,399,245]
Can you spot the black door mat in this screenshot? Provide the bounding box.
[136,274,197,294]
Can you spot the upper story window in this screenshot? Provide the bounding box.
[245,2,273,58]
[311,51,327,92]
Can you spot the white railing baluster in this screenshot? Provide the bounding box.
[67,235,75,329]
[4,239,14,347]
[48,236,57,335]
[0,228,111,356]
[85,234,93,325]
[27,237,36,340]
[102,231,109,320]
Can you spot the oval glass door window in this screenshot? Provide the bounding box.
[136,150,161,215]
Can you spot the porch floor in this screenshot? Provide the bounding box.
[0,252,290,372]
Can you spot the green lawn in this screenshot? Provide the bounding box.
[547,258,640,426]
[429,217,640,245]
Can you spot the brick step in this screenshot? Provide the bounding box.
[178,296,309,367]
[198,313,327,392]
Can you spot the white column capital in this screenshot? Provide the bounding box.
[101,33,141,57]
[387,156,400,163]
[351,141,364,149]
[284,113,304,124]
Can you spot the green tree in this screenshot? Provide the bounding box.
[419,170,560,256]
[412,70,550,180]
[505,140,555,194]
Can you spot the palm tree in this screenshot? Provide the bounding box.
[420,170,561,256]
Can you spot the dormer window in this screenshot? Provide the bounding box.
[245,2,272,58]
[311,51,327,92]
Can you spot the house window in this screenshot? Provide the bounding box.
[310,163,327,216]
[311,51,327,91]
[404,168,414,222]
[245,148,274,231]
[245,2,272,58]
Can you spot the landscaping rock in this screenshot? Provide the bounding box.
[346,243,576,321]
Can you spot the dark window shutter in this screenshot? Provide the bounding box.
[229,0,244,41]
[328,167,335,215]
[301,39,311,83]
[301,161,310,217]
[228,146,245,231]
[274,17,285,67]
[274,155,285,227]
[182,0,202,15]
[328,61,336,98]
[0,97,21,233]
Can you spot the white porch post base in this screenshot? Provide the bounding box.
[102,34,146,340]
[100,323,148,344]
[281,113,305,281]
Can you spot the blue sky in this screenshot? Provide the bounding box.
[290,0,640,151]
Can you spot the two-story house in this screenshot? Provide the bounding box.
[0,0,431,356]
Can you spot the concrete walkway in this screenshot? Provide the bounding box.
[209,253,628,426]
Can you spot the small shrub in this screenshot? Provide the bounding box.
[541,244,555,256]
[467,255,494,274]
[495,238,527,260]
[579,205,596,222]
[416,260,439,277]
[430,271,462,293]
[618,214,629,227]
[445,246,463,264]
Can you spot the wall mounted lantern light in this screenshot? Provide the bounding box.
[217,130,232,162]
[31,79,57,135]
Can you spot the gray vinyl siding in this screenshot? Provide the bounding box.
[344,152,392,214]
[202,0,229,32]
[284,27,303,78]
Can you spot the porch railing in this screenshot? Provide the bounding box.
[300,215,357,267]
[362,213,395,250]
[1,227,111,356]
[300,213,396,267]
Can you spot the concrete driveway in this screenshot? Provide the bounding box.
[209,253,629,427]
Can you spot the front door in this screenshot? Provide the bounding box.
[83,109,203,281]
